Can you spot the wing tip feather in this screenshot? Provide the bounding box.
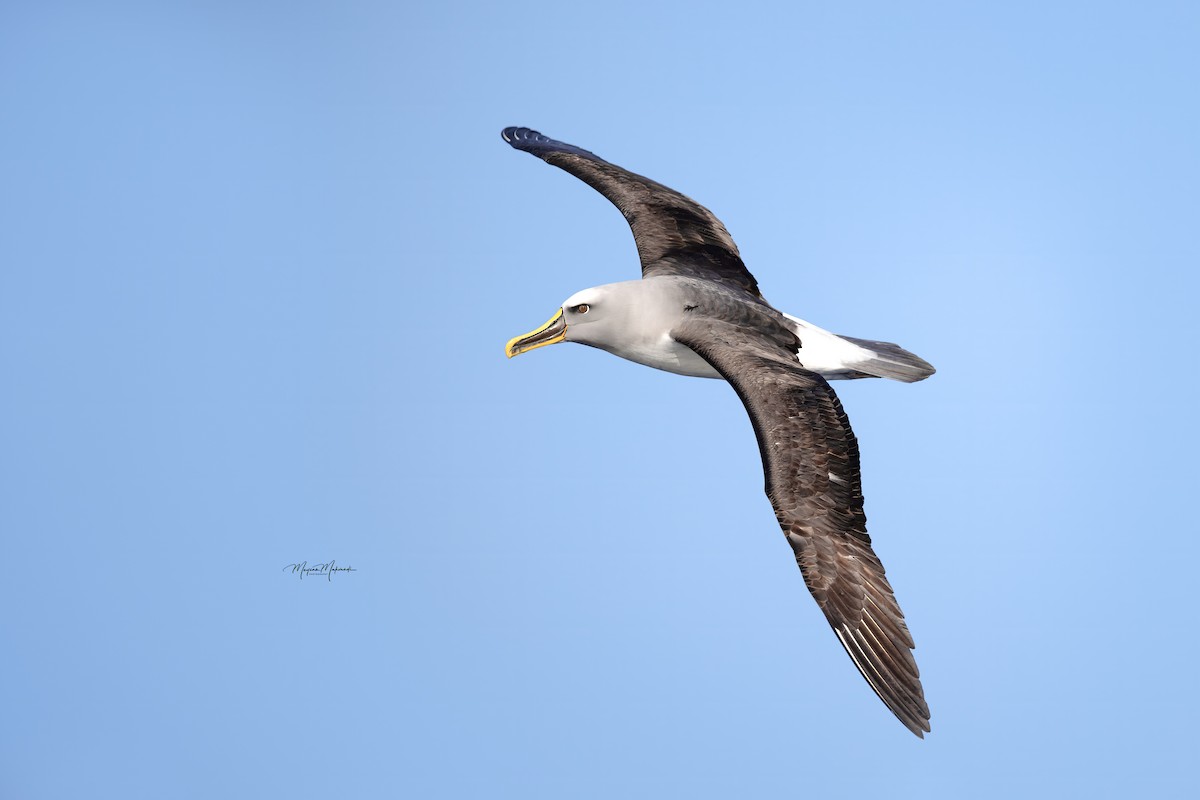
[835,624,931,738]
[500,126,597,159]
[501,125,539,146]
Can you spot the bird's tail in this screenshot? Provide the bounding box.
[781,312,935,383]
[835,335,936,383]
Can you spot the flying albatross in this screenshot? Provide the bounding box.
[501,126,936,737]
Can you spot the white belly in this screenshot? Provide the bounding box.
[597,333,722,379]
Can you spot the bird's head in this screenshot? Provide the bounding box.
[505,284,631,358]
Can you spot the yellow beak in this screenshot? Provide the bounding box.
[506,308,567,358]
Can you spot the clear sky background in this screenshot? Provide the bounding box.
[2,1,1197,797]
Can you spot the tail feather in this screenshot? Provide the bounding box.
[838,335,936,383]
[781,312,936,384]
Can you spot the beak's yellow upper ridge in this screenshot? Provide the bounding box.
[505,308,567,358]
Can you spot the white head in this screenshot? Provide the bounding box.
[505,281,671,358]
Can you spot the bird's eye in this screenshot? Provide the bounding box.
[574,303,590,314]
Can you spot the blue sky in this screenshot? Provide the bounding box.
[2,1,1198,797]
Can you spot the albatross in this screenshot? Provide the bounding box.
[501,126,935,737]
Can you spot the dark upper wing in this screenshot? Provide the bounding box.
[672,315,931,737]
[501,127,762,298]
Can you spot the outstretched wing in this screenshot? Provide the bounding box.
[672,315,931,737]
[501,126,762,298]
